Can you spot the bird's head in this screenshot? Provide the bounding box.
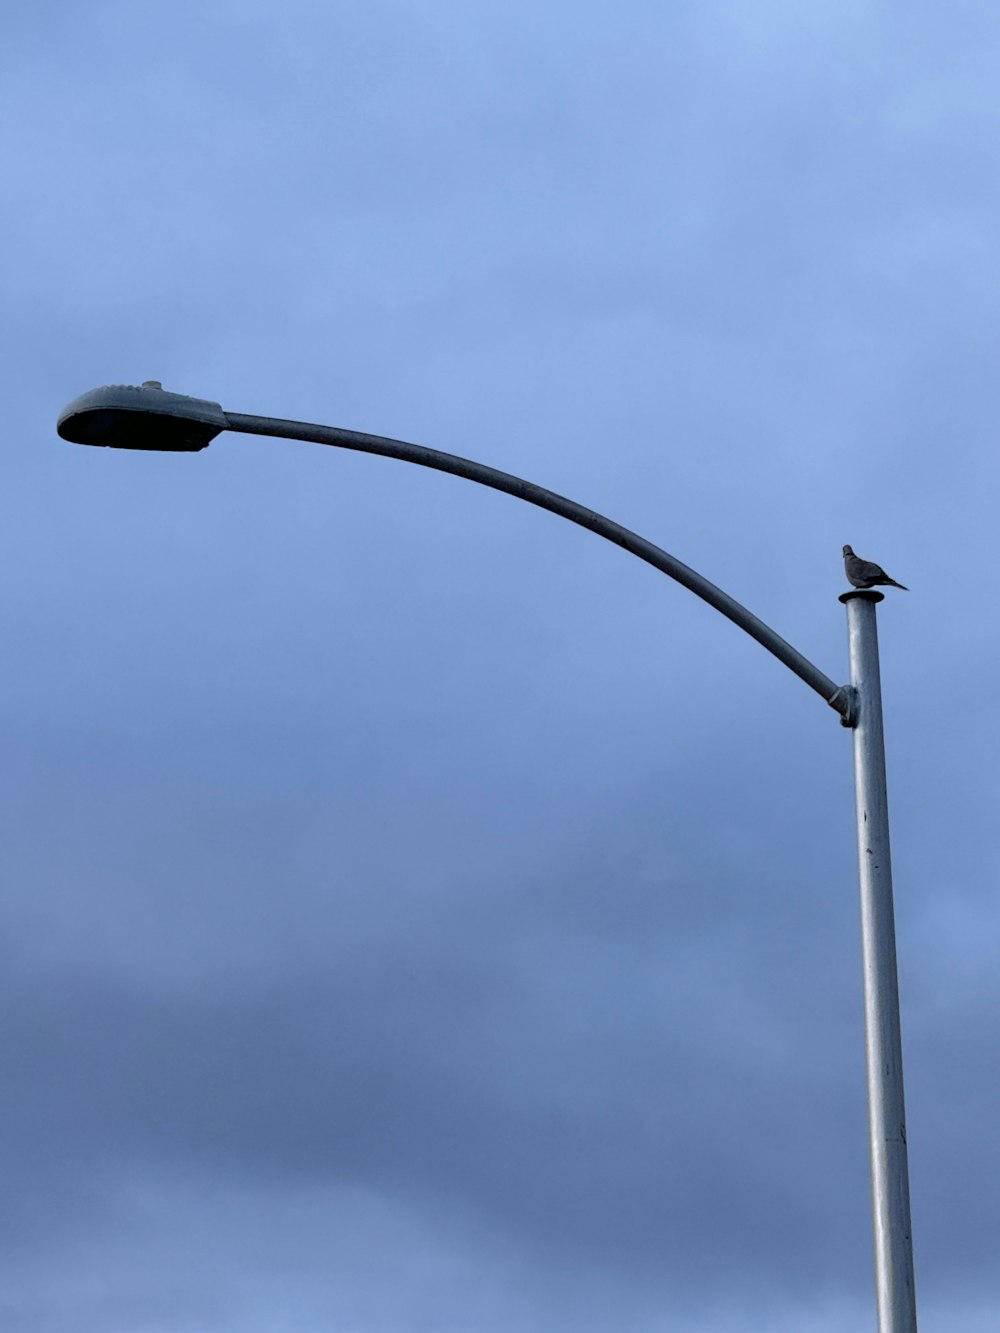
[842,545,854,556]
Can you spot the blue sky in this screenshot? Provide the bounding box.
[4,2,1000,1329]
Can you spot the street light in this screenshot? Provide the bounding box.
[57,380,918,1333]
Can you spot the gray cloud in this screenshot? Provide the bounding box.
[3,0,999,1328]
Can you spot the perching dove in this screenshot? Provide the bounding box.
[843,545,908,591]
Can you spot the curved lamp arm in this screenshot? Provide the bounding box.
[56,382,854,723]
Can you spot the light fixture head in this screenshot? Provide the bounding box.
[57,381,227,451]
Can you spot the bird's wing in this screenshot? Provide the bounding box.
[853,556,887,580]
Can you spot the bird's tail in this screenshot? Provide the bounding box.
[886,578,909,591]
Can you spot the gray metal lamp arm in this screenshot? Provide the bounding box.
[224,411,854,723]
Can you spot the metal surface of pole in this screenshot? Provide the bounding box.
[841,589,917,1333]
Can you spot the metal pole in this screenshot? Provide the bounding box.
[840,589,917,1333]
[56,383,921,1321]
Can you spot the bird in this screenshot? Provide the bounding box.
[843,545,908,591]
